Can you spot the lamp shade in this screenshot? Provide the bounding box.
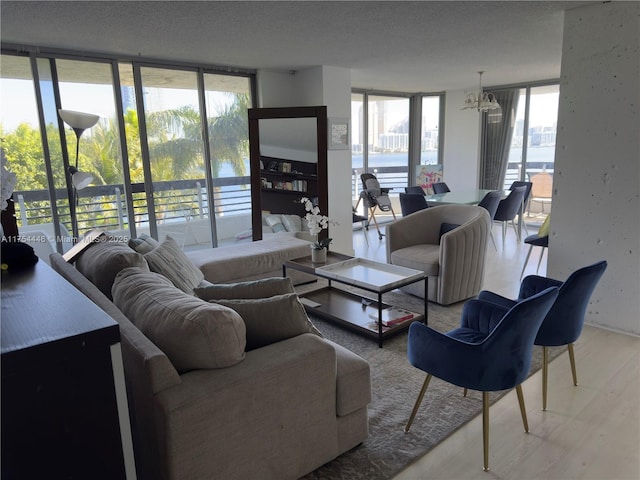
[69,166,93,190]
[58,109,100,130]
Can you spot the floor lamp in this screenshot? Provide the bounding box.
[58,109,99,241]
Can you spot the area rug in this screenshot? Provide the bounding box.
[297,283,565,480]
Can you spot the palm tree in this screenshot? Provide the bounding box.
[207,93,250,178]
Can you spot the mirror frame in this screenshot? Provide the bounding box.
[248,106,328,241]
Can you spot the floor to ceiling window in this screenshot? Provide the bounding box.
[1,47,254,253]
[505,84,558,221]
[138,66,208,245]
[366,95,410,193]
[351,90,442,216]
[420,96,440,166]
[203,74,252,245]
[57,58,128,240]
[0,54,51,236]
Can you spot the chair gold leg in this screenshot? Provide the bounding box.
[516,384,529,432]
[405,374,432,433]
[482,391,490,472]
[568,343,578,386]
[542,346,549,411]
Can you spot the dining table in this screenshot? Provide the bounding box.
[424,188,507,205]
[424,188,524,240]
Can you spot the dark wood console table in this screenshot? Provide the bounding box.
[1,261,136,479]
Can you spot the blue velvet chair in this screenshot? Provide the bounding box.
[405,287,559,471]
[478,260,607,410]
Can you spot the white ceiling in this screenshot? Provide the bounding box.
[0,1,596,92]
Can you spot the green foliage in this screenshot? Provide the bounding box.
[1,93,250,232]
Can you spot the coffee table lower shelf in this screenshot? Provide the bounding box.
[299,286,422,344]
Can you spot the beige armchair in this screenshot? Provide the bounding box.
[385,205,491,305]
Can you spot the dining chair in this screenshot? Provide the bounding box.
[493,186,527,245]
[477,190,502,250]
[509,181,533,236]
[478,260,607,410]
[404,186,426,195]
[520,214,551,278]
[528,172,553,215]
[352,207,369,245]
[520,234,548,279]
[399,192,429,217]
[431,182,450,194]
[405,287,559,471]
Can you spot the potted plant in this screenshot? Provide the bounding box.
[300,197,335,263]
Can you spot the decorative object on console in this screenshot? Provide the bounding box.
[461,71,501,112]
[58,109,99,240]
[300,196,335,263]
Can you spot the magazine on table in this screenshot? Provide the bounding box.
[368,307,416,326]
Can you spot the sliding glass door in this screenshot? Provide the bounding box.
[505,84,558,221]
[1,47,255,252]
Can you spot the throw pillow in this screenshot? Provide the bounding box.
[143,236,204,293]
[439,222,460,242]
[538,215,551,237]
[112,267,246,372]
[281,214,302,233]
[264,214,286,233]
[128,233,160,254]
[75,240,149,300]
[194,277,295,301]
[216,293,322,351]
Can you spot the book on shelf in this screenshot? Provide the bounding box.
[368,307,415,326]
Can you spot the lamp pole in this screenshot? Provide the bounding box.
[58,110,99,241]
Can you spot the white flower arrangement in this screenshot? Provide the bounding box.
[1,148,17,212]
[300,197,336,250]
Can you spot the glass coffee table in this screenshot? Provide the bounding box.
[283,252,428,347]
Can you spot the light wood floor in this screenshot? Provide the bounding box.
[351,221,640,480]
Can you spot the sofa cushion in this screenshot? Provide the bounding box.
[75,240,149,300]
[112,267,246,373]
[194,277,295,301]
[186,236,312,284]
[439,222,460,242]
[390,244,440,277]
[143,236,204,293]
[128,233,160,254]
[264,214,286,233]
[282,214,303,233]
[216,293,322,351]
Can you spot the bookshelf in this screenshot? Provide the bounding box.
[248,106,328,240]
[260,156,318,217]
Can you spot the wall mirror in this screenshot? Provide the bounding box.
[249,106,328,241]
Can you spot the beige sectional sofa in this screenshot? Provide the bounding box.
[186,234,315,285]
[50,235,371,480]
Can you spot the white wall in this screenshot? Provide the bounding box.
[442,89,481,190]
[550,2,640,335]
[256,66,355,255]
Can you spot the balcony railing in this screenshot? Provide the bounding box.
[14,176,252,246]
[14,162,552,251]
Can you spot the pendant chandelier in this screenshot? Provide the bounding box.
[462,71,501,112]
